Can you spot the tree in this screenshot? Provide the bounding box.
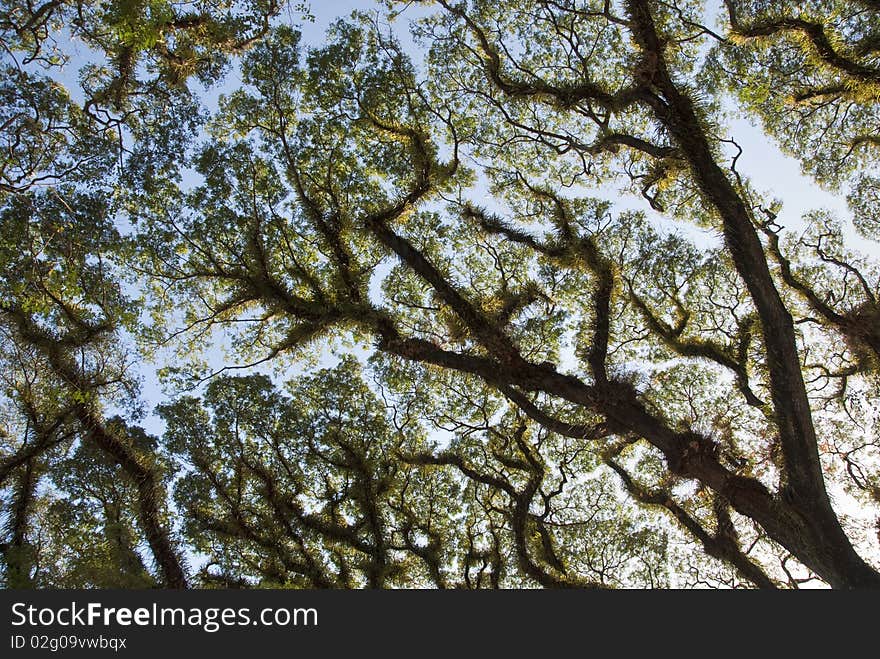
[0,0,316,590]
[1,1,879,589]
[0,185,187,587]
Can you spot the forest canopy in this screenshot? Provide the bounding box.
[1,0,880,589]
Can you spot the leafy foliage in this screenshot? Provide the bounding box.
[1,1,879,589]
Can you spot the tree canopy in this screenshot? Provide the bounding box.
[1,0,879,589]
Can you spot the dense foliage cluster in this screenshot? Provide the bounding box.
[2,0,879,588]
